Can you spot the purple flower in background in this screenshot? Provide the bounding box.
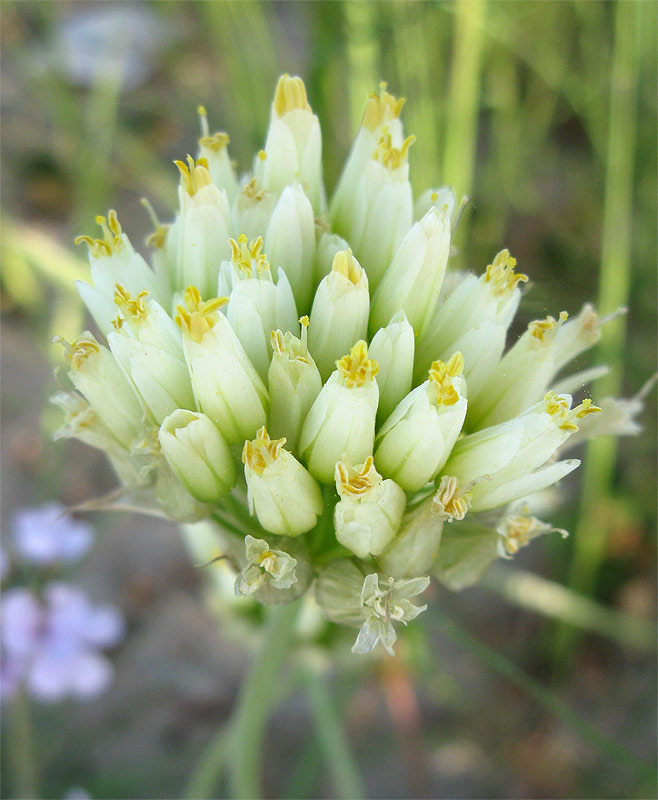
[1,583,124,702]
[12,502,94,566]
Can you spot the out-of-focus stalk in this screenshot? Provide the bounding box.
[553,0,639,665]
[344,0,380,133]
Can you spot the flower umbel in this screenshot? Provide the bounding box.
[52,74,645,656]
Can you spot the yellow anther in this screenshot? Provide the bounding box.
[257,149,267,161]
[241,177,268,202]
[271,327,311,364]
[331,250,363,284]
[242,426,287,475]
[372,130,415,170]
[336,341,379,388]
[430,191,438,203]
[74,210,124,258]
[199,131,230,152]
[113,284,150,322]
[174,155,212,196]
[483,249,528,296]
[273,74,311,116]
[542,390,599,432]
[335,456,380,498]
[229,234,270,278]
[175,286,228,343]
[362,82,406,132]
[257,549,277,571]
[428,352,464,406]
[528,311,569,342]
[299,315,309,328]
[140,198,169,249]
[65,335,100,370]
[433,476,471,522]
[574,398,602,419]
[499,514,537,555]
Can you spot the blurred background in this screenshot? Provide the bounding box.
[1,1,656,798]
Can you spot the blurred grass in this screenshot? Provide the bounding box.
[1,1,656,798]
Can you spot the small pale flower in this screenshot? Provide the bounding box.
[496,506,568,559]
[352,573,430,656]
[235,535,298,596]
[12,503,94,567]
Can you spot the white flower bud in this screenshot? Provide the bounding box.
[268,319,322,454]
[299,341,379,484]
[333,457,406,558]
[414,186,456,222]
[334,130,414,291]
[57,332,144,449]
[308,251,370,381]
[264,183,316,312]
[255,75,326,214]
[368,310,415,425]
[222,235,299,381]
[231,178,276,241]
[369,206,450,337]
[331,83,406,240]
[159,409,236,504]
[107,287,194,424]
[314,231,350,283]
[172,156,232,299]
[414,250,527,387]
[375,353,467,492]
[242,427,323,536]
[176,287,268,444]
[75,211,164,336]
[196,106,239,202]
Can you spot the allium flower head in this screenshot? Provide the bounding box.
[53,74,645,655]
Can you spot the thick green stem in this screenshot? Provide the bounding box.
[304,667,365,799]
[9,690,39,800]
[228,601,301,799]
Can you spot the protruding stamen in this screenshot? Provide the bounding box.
[528,311,569,342]
[362,82,406,132]
[433,475,471,522]
[175,286,228,342]
[229,234,270,278]
[242,426,287,475]
[335,456,380,498]
[113,284,150,322]
[241,177,268,202]
[55,334,100,370]
[74,210,124,258]
[140,198,169,249]
[336,341,379,388]
[273,74,311,116]
[372,130,415,170]
[174,155,212,196]
[271,327,310,364]
[197,105,209,137]
[331,250,363,285]
[543,391,601,431]
[483,249,528,296]
[428,352,464,406]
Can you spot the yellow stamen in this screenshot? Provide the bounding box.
[74,209,124,258]
[64,335,101,370]
[241,177,268,202]
[175,286,228,343]
[433,476,471,522]
[174,155,212,196]
[271,322,311,364]
[257,149,267,161]
[362,82,406,132]
[113,284,150,322]
[372,130,415,170]
[331,250,363,284]
[483,249,528,296]
[500,514,537,555]
[242,426,287,475]
[428,352,464,406]
[199,131,230,153]
[258,550,277,572]
[528,311,569,342]
[335,456,380,498]
[229,233,271,278]
[336,341,379,388]
[273,74,311,116]
[542,391,601,431]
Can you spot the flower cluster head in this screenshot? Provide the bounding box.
[53,75,644,656]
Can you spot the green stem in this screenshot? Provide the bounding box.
[9,690,39,799]
[228,601,301,799]
[304,667,365,799]
[184,727,230,800]
[553,0,639,667]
